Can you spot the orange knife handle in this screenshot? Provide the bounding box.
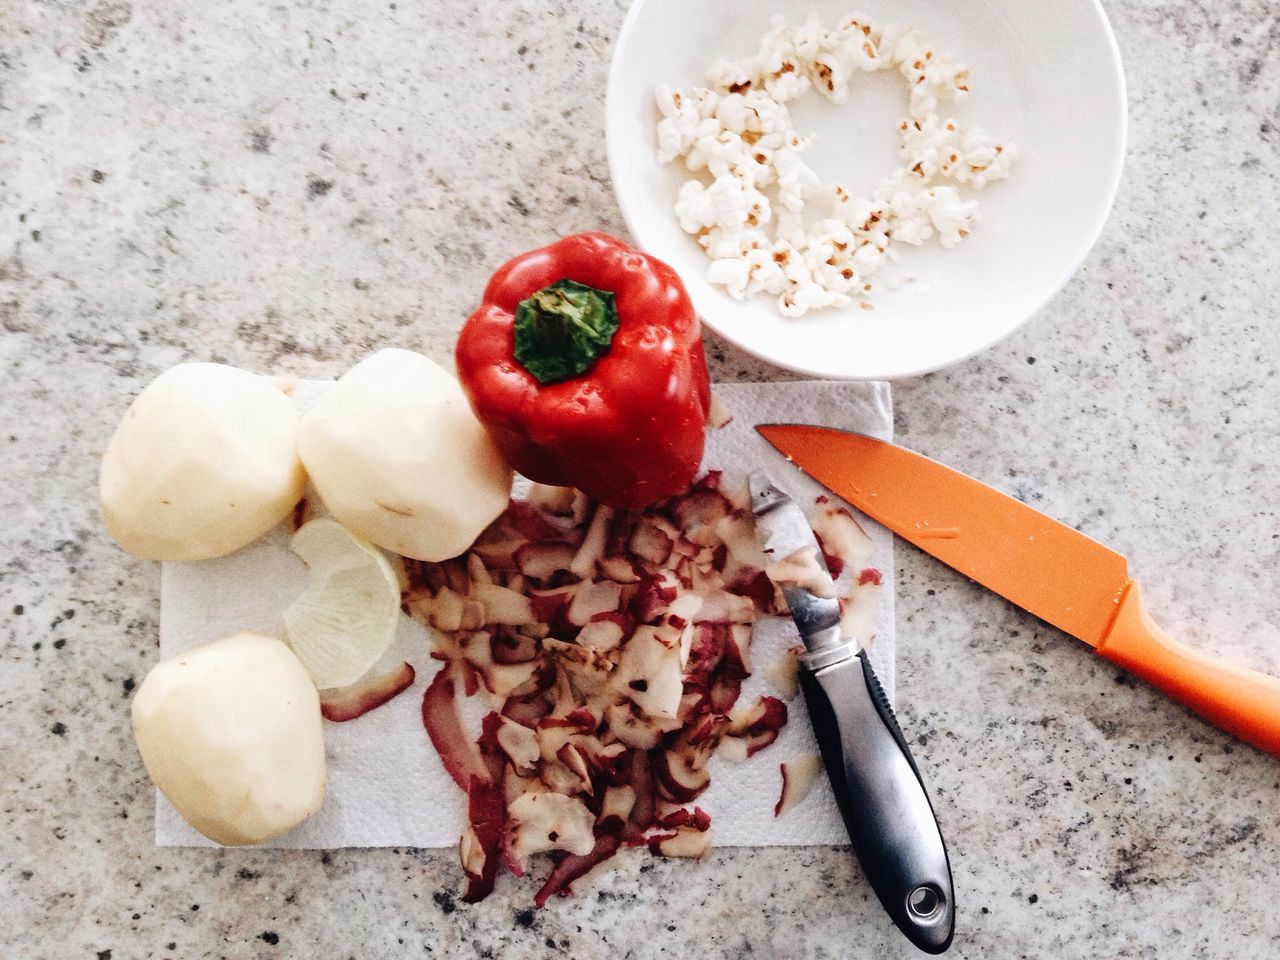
[1096,580,1280,756]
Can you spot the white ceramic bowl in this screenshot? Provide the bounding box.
[607,0,1126,380]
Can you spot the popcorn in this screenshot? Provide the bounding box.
[833,14,883,47]
[780,280,849,318]
[700,225,770,260]
[763,67,810,103]
[674,175,772,236]
[714,93,752,134]
[773,209,808,248]
[774,146,821,212]
[707,58,755,95]
[706,258,753,298]
[744,92,791,137]
[656,11,1015,317]
[897,115,1017,189]
[923,187,980,248]
[654,85,699,164]
[954,130,1016,188]
[810,51,853,103]
[743,246,788,295]
[886,28,971,119]
[790,15,828,63]
[674,180,716,233]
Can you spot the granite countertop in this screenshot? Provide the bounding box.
[2,1,1278,957]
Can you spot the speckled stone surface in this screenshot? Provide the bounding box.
[2,0,1278,957]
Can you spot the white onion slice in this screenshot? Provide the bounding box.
[284,517,402,689]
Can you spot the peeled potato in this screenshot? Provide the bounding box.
[131,631,326,846]
[100,363,306,561]
[298,348,513,562]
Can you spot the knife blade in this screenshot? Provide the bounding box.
[757,424,1280,757]
[750,472,955,955]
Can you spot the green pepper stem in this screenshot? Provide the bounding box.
[527,288,595,337]
[513,279,620,386]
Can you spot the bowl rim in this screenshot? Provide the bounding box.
[605,0,1129,380]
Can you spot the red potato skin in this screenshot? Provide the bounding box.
[821,550,845,579]
[455,232,712,509]
[533,833,622,908]
[461,773,505,902]
[728,570,776,610]
[459,714,509,902]
[774,764,790,817]
[319,662,416,722]
[719,695,789,758]
[652,749,711,803]
[499,500,563,542]
[421,668,491,792]
[491,631,540,665]
[747,697,789,742]
[658,807,711,831]
[811,500,846,578]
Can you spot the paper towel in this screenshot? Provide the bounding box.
[157,379,893,848]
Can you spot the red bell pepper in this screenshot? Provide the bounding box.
[456,232,711,509]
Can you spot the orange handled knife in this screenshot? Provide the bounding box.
[758,424,1280,757]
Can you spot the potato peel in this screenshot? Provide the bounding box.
[319,661,415,722]
[775,755,824,818]
[404,477,879,903]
